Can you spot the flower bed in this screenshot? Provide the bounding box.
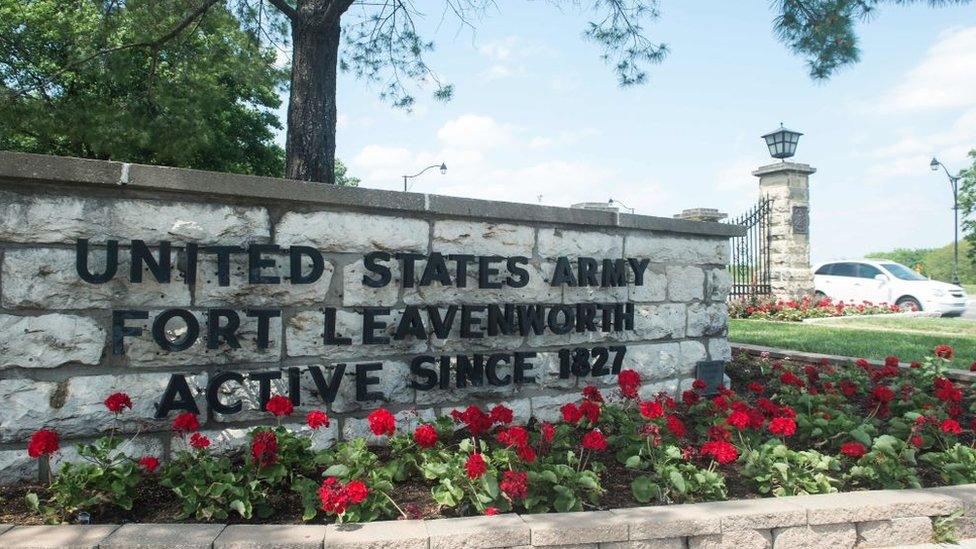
[4,345,976,529]
[729,295,901,321]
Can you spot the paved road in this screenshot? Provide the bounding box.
[963,299,976,320]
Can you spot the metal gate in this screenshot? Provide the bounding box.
[726,197,772,298]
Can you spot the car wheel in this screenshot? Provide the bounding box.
[896,297,921,312]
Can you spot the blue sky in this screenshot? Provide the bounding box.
[275,1,976,263]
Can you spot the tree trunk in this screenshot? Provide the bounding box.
[285,16,340,184]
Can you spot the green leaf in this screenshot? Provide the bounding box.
[25,492,40,511]
[669,471,687,494]
[229,499,247,517]
[322,464,350,478]
[631,475,657,503]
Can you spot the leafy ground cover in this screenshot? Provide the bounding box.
[3,346,976,526]
[730,319,976,368]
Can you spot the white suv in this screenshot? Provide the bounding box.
[813,259,967,316]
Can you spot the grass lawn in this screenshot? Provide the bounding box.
[965,284,976,296]
[728,318,976,366]
[809,315,976,337]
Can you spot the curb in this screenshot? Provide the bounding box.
[1,484,975,548]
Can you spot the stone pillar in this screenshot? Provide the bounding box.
[752,162,815,300]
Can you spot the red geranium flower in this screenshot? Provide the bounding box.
[768,417,797,437]
[171,412,200,434]
[581,429,608,451]
[700,440,739,464]
[747,381,765,394]
[941,419,963,434]
[413,424,439,448]
[970,361,976,372]
[346,480,369,504]
[666,415,686,438]
[465,453,488,479]
[484,507,500,516]
[580,399,601,424]
[306,410,329,429]
[840,442,867,458]
[500,470,528,500]
[489,404,514,425]
[682,390,700,406]
[189,432,211,449]
[451,405,493,436]
[582,385,604,402]
[251,431,278,467]
[934,378,962,403]
[540,422,555,443]
[618,369,641,399]
[104,392,133,414]
[497,426,529,448]
[910,435,924,448]
[935,345,954,359]
[139,456,160,473]
[265,395,294,417]
[516,444,537,464]
[870,385,895,404]
[726,410,750,431]
[368,408,396,437]
[27,428,59,459]
[692,379,707,390]
[640,401,664,419]
[560,403,583,424]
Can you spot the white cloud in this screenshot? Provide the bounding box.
[436,114,515,150]
[864,107,976,180]
[528,129,601,149]
[875,26,976,113]
[348,113,676,215]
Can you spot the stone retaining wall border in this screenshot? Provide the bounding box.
[1,484,975,548]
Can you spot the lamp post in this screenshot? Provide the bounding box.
[608,198,635,214]
[930,157,962,286]
[761,123,803,160]
[402,163,447,192]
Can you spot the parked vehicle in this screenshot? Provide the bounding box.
[813,259,967,316]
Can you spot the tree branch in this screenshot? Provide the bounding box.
[267,0,299,21]
[11,0,221,98]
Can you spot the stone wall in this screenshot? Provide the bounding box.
[0,152,741,483]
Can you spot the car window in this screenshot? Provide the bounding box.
[831,263,857,277]
[882,263,928,281]
[856,264,882,279]
[815,264,834,275]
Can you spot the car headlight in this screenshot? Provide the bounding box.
[931,288,946,297]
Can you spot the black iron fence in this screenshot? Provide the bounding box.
[726,197,772,298]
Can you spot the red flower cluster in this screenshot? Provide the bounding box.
[465,453,488,479]
[500,470,528,500]
[368,408,396,437]
[318,477,369,515]
[27,428,59,459]
[617,369,641,399]
[251,431,278,466]
[581,429,607,451]
[189,432,211,449]
[840,442,867,458]
[413,424,439,448]
[172,412,200,434]
[768,417,797,437]
[451,405,494,436]
[640,401,664,420]
[104,392,133,414]
[306,410,330,430]
[700,440,738,464]
[265,395,294,417]
[139,455,160,473]
[935,344,955,360]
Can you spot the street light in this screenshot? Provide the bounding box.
[930,157,962,286]
[608,198,636,214]
[761,124,803,160]
[402,163,447,192]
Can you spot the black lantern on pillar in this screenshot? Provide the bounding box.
[762,124,803,160]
